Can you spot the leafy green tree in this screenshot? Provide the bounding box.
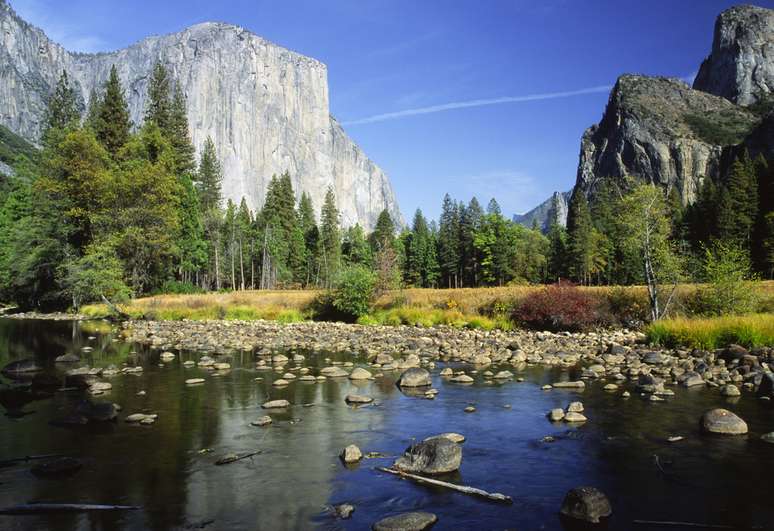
[617,184,683,320]
[330,265,377,320]
[342,224,373,267]
[61,241,131,309]
[693,241,758,315]
[95,65,131,156]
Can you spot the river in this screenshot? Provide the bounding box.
[0,318,772,530]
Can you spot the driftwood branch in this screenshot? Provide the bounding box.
[101,295,130,320]
[0,454,65,469]
[0,503,140,515]
[633,521,764,530]
[377,467,512,504]
[215,451,261,466]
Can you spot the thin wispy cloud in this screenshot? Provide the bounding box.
[342,85,613,126]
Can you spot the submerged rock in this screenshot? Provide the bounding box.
[76,400,117,422]
[262,399,290,409]
[701,408,748,435]
[560,486,612,524]
[393,437,461,475]
[334,503,355,519]
[373,512,437,531]
[1,358,42,376]
[31,457,83,478]
[251,416,272,427]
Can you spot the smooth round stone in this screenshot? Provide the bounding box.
[396,368,432,387]
[272,379,290,387]
[213,363,231,370]
[125,413,154,423]
[349,367,372,380]
[89,382,112,392]
[548,408,565,422]
[185,378,205,385]
[160,351,175,361]
[345,394,373,405]
[321,367,349,378]
[282,373,297,380]
[340,444,362,464]
[251,416,272,427]
[567,401,584,413]
[701,408,748,435]
[603,383,619,391]
[552,381,585,389]
[564,412,588,423]
[464,406,476,413]
[299,375,316,382]
[262,399,290,409]
[372,512,437,531]
[334,503,355,519]
[542,384,553,390]
[450,374,474,384]
[493,370,514,379]
[182,361,195,368]
[439,367,453,377]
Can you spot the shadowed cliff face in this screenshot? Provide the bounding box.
[0,2,402,229]
[694,5,774,106]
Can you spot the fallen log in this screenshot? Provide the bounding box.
[0,503,140,515]
[215,451,261,465]
[633,520,764,530]
[0,454,65,469]
[100,295,131,321]
[376,466,512,504]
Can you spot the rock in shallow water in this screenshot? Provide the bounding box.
[349,367,372,380]
[396,368,432,387]
[262,399,290,409]
[393,437,461,475]
[340,444,363,464]
[251,416,272,427]
[701,408,748,435]
[560,486,612,524]
[372,512,437,531]
[345,394,373,405]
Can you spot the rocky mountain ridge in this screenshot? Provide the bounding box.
[0,0,402,229]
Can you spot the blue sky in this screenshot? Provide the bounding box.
[10,0,774,221]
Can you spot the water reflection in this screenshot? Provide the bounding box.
[0,319,772,530]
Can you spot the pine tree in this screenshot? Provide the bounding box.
[717,151,758,247]
[369,208,396,251]
[487,198,501,216]
[547,221,567,282]
[438,194,461,288]
[297,192,319,285]
[460,197,483,286]
[318,187,341,287]
[196,137,222,212]
[342,224,372,266]
[753,158,774,278]
[144,62,172,132]
[44,71,80,141]
[177,174,207,283]
[84,88,102,131]
[566,189,594,284]
[168,85,196,176]
[95,65,131,156]
[686,176,719,250]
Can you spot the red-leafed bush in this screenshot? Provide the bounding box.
[514,282,602,332]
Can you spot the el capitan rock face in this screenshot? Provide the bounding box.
[693,4,774,106]
[0,1,401,229]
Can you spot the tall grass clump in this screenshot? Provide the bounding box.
[647,314,774,349]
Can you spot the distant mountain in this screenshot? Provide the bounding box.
[512,191,571,232]
[0,0,402,228]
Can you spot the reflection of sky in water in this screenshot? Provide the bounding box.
[0,319,773,530]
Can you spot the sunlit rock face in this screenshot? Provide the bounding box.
[0,1,402,229]
[693,4,774,106]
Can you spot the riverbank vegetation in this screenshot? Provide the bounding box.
[0,65,772,349]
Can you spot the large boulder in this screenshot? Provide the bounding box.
[559,486,612,524]
[1,358,42,377]
[396,368,432,388]
[373,512,437,531]
[701,408,748,435]
[393,437,461,475]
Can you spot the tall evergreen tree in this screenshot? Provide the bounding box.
[717,151,758,247]
[369,208,396,251]
[144,62,172,133]
[196,137,222,212]
[566,189,594,284]
[84,88,102,131]
[438,194,461,288]
[546,221,567,282]
[168,85,196,176]
[177,174,207,283]
[460,197,483,286]
[95,65,131,156]
[342,224,373,267]
[318,187,341,287]
[44,71,80,141]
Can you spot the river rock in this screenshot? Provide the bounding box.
[1,358,42,376]
[375,353,394,365]
[31,457,83,478]
[393,437,461,475]
[345,394,373,405]
[272,379,290,387]
[682,372,705,387]
[567,401,584,413]
[721,384,741,397]
[334,503,355,519]
[396,368,432,387]
[560,486,612,524]
[262,399,290,409]
[54,353,80,363]
[76,400,117,422]
[493,370,514,379]
[564,412,588,423]
[373,512,437,531]
[450,374,474,384]
[548,408,565,422]
[251,416,272,427]
[185,378,206,385]
[552,381,585,389]
[701,408,748,435]
[424,432,465,444]
[761,432,774,444]
[160,351,175,361]
[321,366,349,378]
[340,444,363,463]
[349,367,372,380]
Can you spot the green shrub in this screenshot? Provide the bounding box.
[606,286,649,327]
[688,242,758,316]
[329,265,377,321]
[156,280,204,295]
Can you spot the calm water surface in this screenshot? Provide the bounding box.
[0,318,773,531]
